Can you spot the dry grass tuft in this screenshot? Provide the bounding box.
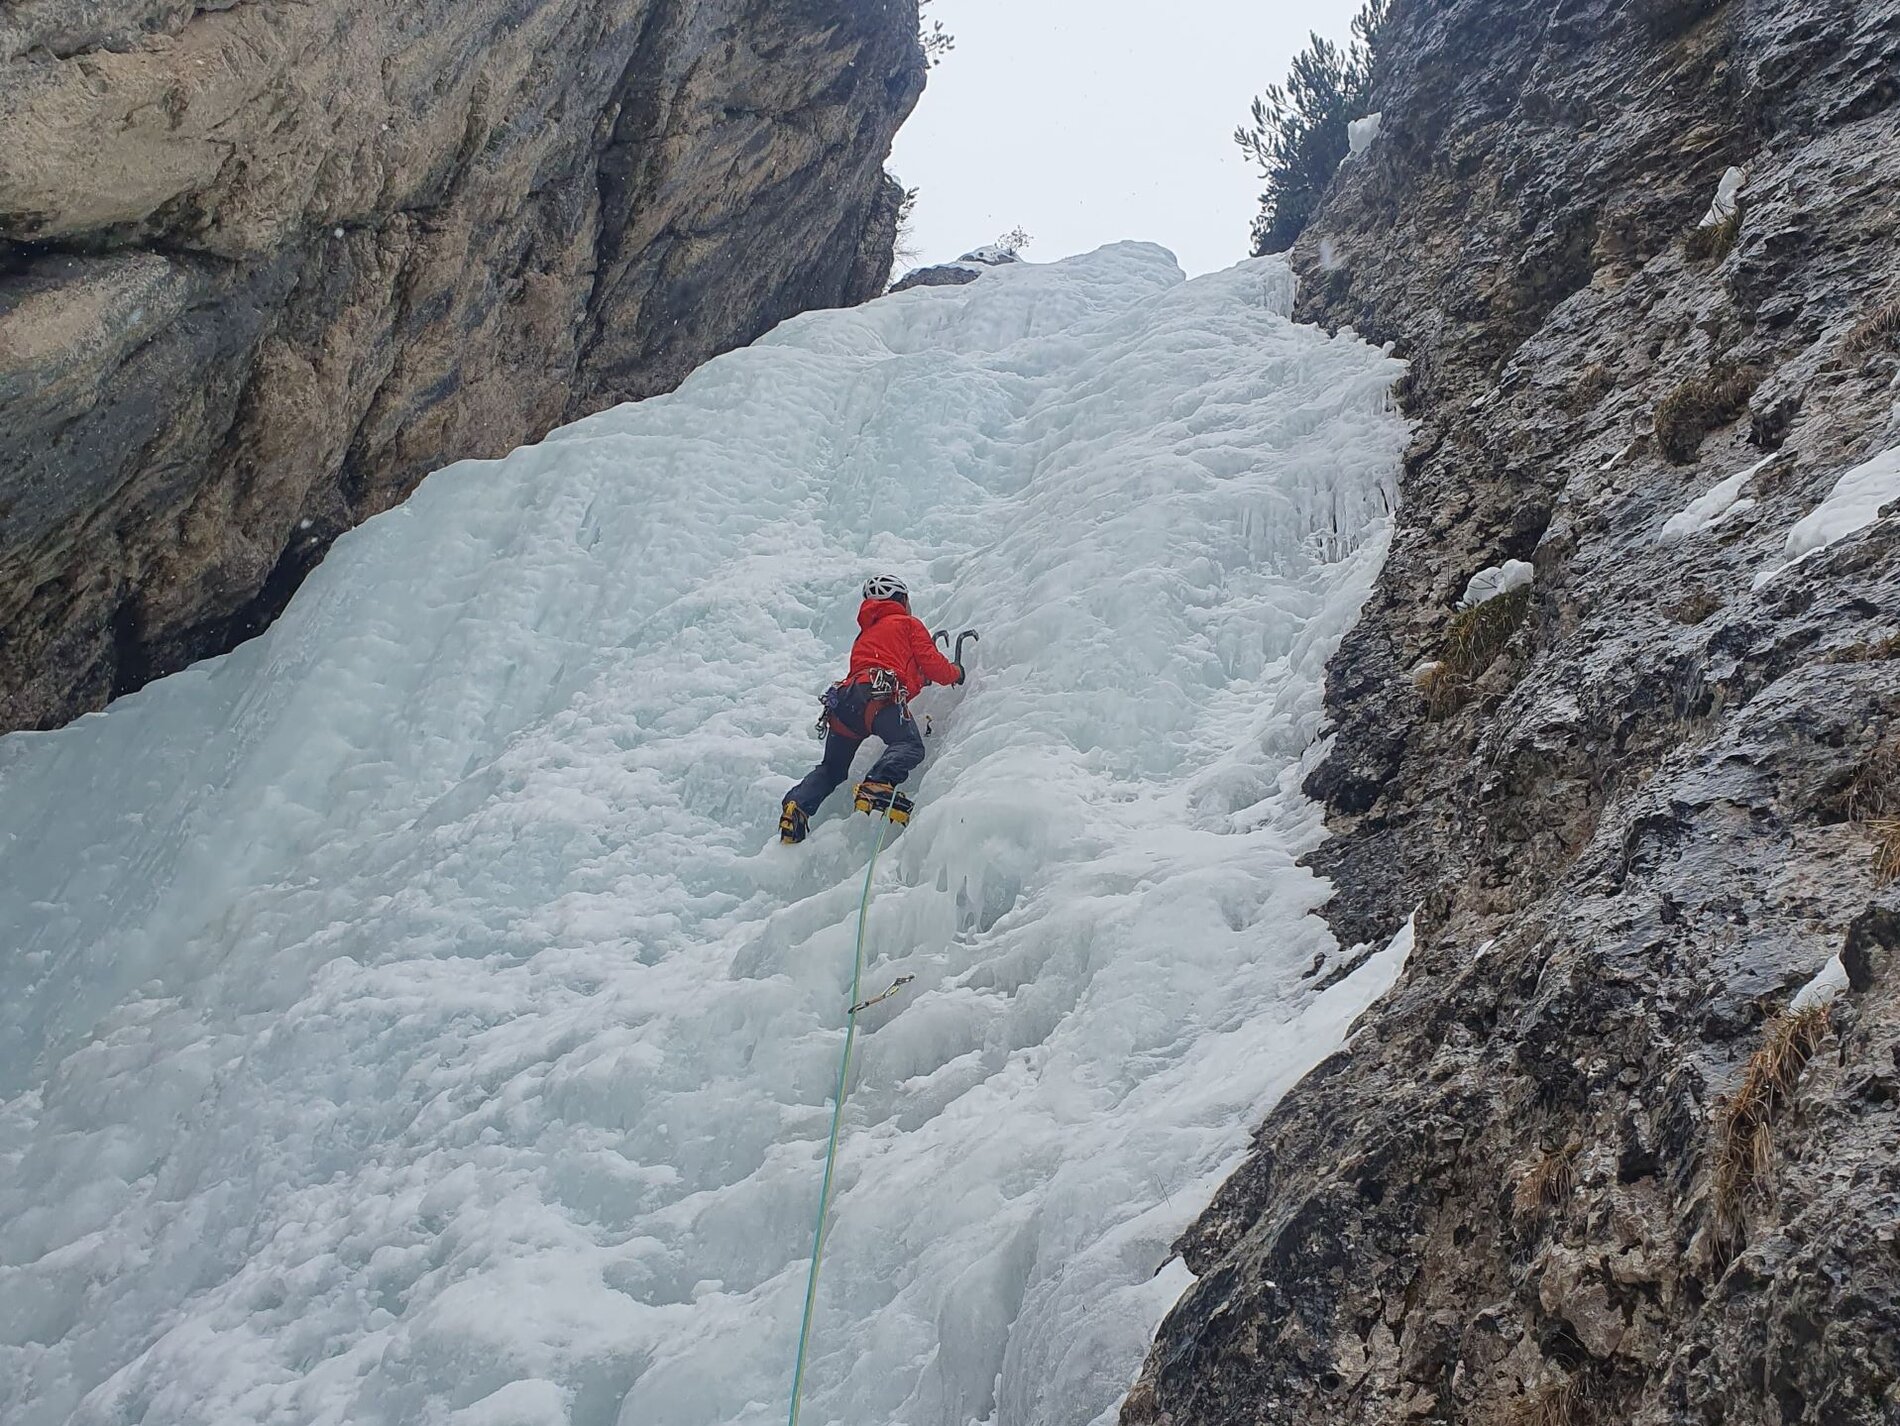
[1685,207,1743,262]
[1415,660,1462,720]
[1826,631,1900,664]
[1870,818,1900,885]
[1653,364,1763,463]
[1447,586,1533,677]
[1508,1375,1591,1426]
[1562,363,1616,416]
[1420,586,1534,719]
[1646,0,1728,39]
[1844,298,1900,357]
[1513,1138,1581,1218]
[1843,740,1900,882]
[1843,739,1900,822]
[1672,588,1722,625]
[1711,1005,1831,1253]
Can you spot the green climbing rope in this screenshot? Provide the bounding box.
[786,810,898,1426]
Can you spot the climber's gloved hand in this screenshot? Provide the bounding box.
[954,664,967,686]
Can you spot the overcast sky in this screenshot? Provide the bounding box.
[886,0,1363,278]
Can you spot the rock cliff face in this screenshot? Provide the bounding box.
[0,0,922,732]
[1129,1,1900,1423]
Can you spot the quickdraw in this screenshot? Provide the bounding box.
[849,974,915,1016]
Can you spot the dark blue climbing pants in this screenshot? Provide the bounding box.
[785,685,926,816]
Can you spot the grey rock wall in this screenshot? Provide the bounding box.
[0,0,923,731]
[1128,1,1900,1422]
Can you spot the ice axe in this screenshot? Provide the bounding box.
[923,629,977,738]
[933,628,979,669]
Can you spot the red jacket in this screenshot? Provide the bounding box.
[848,599,961,698]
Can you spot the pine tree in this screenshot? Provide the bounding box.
[1235,0,1387,255]
[920,0,955,68]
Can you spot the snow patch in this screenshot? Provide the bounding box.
[1458,558,1534,609]
[450,1379,570,1426]
[1600,437,1638,472]
[1754,442,1900,588]
[1790,955,1849,1013]
[1374,913,1416,974]
[1699,165,1746,228]
[1658,454,1773,541]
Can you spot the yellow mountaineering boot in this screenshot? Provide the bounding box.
[853,781,913,825]
[779,800,809,845]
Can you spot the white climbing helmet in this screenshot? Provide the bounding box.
[862,574,909,603]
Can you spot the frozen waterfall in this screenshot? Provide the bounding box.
[0,243,1409,1426]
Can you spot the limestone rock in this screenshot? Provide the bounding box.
[0,0,924,730]
[1128,0,1900,1422]
[890,244,1024,292]
[890,263,984,293]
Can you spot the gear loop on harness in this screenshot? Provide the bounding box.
[814,667,908,740]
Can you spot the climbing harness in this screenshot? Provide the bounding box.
[812,668,906,740]
[785,808,905,1426]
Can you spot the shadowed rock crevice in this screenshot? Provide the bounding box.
[0,0,925,730]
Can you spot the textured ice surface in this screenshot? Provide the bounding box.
[0,244,1409,1426]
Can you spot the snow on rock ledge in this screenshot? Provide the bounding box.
[1700,165,1747,227]
[891,245,1026,293]
[1755,442,1900,587]
[1457,558,1534,608]
[1790,955,1850,1013]
[1658,454,1773,541]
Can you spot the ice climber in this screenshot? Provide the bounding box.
[779,575,966,843]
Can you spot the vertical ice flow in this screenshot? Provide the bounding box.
[0,244,1409,1426]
